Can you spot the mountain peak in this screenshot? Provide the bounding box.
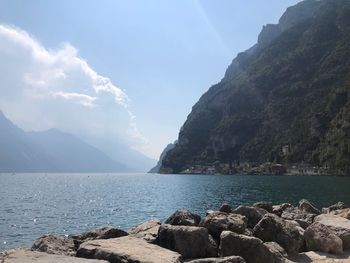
[0,114,130,172]
[0,110,8,121]
[0,110,23,134]
[278,0,322,31]
[225,0,325,81]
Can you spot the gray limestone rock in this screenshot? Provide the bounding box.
[71,226,128,249]
[304,222,343,255]
[3,249,107,263]
[200,212,247,240]
[314,214,350,249]
[219,231,289,263]
[165,210,201,226]
[232,205,267,228]
[158,224,211,259]
[32,235,75,256]
[252,213,305,255]
[77,236,182,263]
[128,219,161,243]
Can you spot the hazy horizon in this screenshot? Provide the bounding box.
[0,0,301,160]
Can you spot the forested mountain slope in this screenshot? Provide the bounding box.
[161,0,350,174]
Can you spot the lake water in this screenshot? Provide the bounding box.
[1,173,350,251]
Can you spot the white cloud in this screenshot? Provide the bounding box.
[0,24,151,158]
[53,91,97,108]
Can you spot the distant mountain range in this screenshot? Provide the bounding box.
[161,0,350,174]
[0,111,155,172]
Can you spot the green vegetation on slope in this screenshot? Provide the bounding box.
[161,0,350,174]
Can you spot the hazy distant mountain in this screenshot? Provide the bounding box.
[161,0,350,174]
[0,111,128,172]
[85,138,157,173]
[0,111,55,172]
[107,145,156,172]
[148,143,175,173]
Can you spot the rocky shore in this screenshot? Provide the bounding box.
[1,199,350,262]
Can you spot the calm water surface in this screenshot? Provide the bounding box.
[1,173,350,251]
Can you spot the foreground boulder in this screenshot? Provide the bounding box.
[314,214,350,249]
[298,199,320,215]
[272,203,293,217]
[206,210,216,216]
[253,202,273,213]
[71,226,128,249]
[77,236,182,263]
[297,250,350,262]
[219,231,288,263]
[232,205,267,228]
[281,207,316,229]
[158,224,212,259]
[165,210,201,226]
[322,202,347,214]
[252,213,304,255]
[32,234,75,256]
[185,256,245,263]
[219,203,233,213]
[264,242,289,261]
[207,234,219,257]
[128,219,161,243]
[304,222,343,255]
[2,249,107,263]
[200,212,247,239]
[330,208,350,220]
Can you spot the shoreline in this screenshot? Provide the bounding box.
[1,199,350,262]
[1,172,349,177]
[165,172,350,177]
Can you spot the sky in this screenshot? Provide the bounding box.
[0,0,302,160]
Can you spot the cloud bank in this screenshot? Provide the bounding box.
[0,24,150,156]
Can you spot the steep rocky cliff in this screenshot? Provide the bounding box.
[148,142,175,173]
[161,0,350,174]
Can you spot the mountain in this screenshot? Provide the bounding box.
[0,111,55,172]
[108,145,156,173]
[0,111,128,172]
[84,138,157,172]
[161,0,350,174]
[148,142,175,173]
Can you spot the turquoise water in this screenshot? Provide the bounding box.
[1,173,350,251]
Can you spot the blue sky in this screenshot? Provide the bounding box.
[0,0,301,159]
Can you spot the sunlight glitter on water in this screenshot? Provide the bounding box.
[1,172,350,251]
